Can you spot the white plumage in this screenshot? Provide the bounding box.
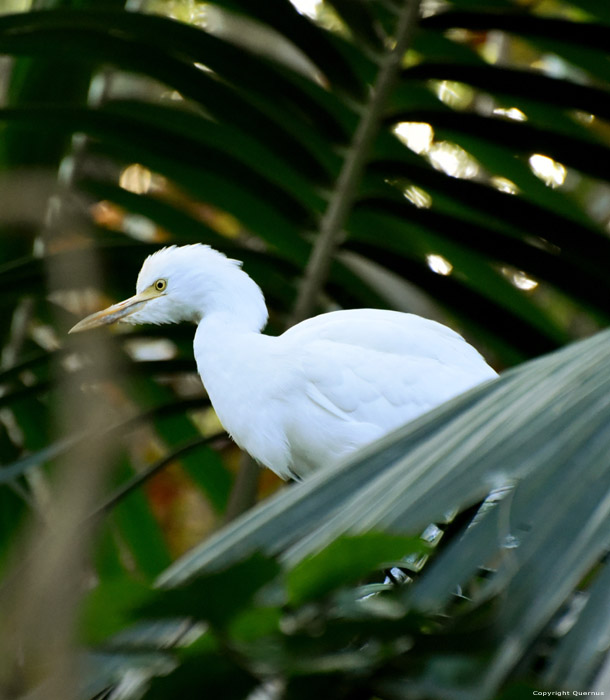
[70,244,497,479]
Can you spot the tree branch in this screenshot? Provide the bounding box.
[289,0,421,325]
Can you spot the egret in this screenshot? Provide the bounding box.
[70,244,497,479]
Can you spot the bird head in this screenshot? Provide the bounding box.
[69,244,268,334]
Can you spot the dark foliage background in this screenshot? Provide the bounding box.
[0,0,609,698]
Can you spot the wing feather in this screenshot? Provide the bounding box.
[281,310,496,431]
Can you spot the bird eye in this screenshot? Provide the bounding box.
[154,279,167,292]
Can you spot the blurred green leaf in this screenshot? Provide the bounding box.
[108,456,173,579]
[1,1,610,697]
[402,62,610,122]
[143,552,281,628]
[324,0,384,51]
[79,577,154,645]
[204,0,368,98]
[143,632,257,700]
[287,533,427,605]
[543,559,610,689]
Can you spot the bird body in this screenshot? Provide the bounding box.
[71,244,497,479]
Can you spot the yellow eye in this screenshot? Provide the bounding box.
[154,279,167,292]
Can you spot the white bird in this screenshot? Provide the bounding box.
[70,244,497,479]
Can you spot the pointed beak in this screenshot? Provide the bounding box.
[69,287,160,334]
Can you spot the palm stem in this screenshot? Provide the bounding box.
[289,0,421,325]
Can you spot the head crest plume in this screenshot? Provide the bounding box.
[145,243,243,268]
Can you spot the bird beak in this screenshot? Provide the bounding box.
[68,287,160,334]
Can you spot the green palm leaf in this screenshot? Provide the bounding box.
[0,1,609,697]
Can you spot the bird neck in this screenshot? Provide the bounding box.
[193,305,269,393]
[191,266,269,333]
